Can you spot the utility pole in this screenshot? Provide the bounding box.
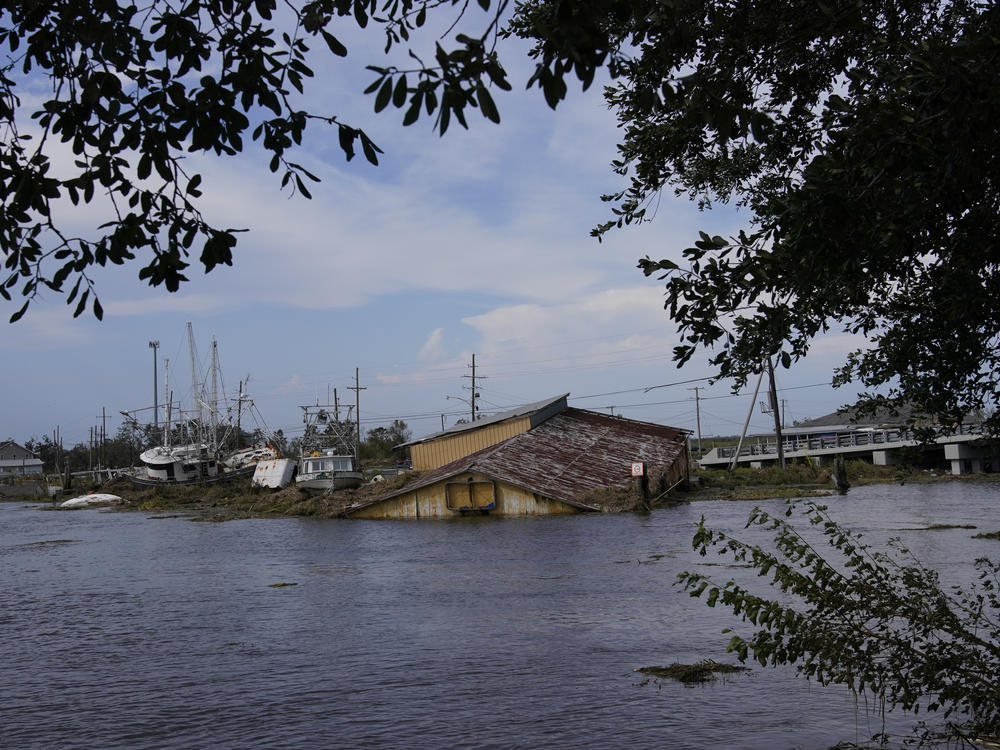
[688,386,703,457]
[148,340,159,429]
[463,353,481,421]
[470,353,476,421]
[767,357,786,468]
[347,368,366,455]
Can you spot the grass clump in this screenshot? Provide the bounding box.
[974,530,1000,540]
[635,660,750,684]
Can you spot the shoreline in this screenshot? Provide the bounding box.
[5,462,997,520]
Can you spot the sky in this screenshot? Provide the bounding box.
[1,7,871,449]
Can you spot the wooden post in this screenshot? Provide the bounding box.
[833,455,850,494]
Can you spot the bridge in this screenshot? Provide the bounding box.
[697,422,998,475]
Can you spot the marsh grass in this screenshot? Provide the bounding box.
[635,660,751,684]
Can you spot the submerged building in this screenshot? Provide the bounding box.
[346,394,689,519]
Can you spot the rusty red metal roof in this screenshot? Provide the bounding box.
[359,408,688,512]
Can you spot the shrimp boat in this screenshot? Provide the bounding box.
[295,403,363,494]
[123,323,279,486]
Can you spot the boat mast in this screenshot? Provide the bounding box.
[163,358,171,448]
[187,322,204,446]
[210,338,219,453]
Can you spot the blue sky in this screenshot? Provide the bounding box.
[1,9,868,448]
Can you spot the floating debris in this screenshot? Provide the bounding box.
[920,523,977,530]
[268,582,298,588]
[635,660,750,684]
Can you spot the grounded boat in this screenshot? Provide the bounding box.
[295,404,363,495]
[122,322,280,487]
[296,449,363,494]
[136,443,220,484]
[223,443,281,471]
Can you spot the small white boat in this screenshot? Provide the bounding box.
[61,493,123,508]
[296,449,363,494]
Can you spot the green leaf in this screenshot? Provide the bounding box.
[360,133,380,165]
[476,82,500,124]
[9,300,29,323]
[374,77,393,113]
[392,74,408,108]
[320,30,347,57]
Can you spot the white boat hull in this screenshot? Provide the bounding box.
[60,493,123,508]
[296,472,363,495]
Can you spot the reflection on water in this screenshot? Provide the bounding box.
[2,481,998,749]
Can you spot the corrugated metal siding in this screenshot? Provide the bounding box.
[348,472,578,519]
[411,416,532,470]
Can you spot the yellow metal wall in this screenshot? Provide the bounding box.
[349,472,579,519]
[410,417,532,471]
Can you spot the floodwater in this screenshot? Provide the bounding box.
[2,480,999,749]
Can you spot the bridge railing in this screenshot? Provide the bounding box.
[715,423,983,460]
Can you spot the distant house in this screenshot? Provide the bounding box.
[0,441,44,476]
[347,395,689,519]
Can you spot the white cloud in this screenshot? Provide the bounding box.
[463,286,670,354]
[417,328,446,361]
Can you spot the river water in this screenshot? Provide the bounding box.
[2,480,999,749]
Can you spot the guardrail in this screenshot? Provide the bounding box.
[715,422,985,459]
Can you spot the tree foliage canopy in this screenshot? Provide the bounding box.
[4,0,999,428]
[517,0,997,429]
[1,0,511,321]
[508,0,999,429]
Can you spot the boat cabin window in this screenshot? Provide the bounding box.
[306,457,353,473]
